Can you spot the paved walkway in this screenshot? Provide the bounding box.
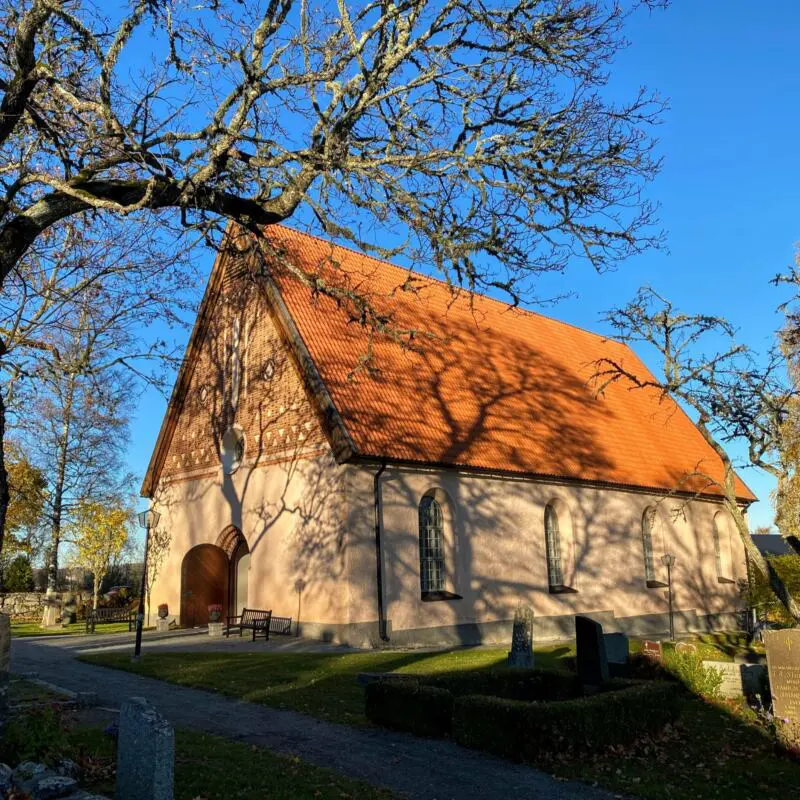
[12,634,618,800]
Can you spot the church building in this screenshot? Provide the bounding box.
[141,225,752,646]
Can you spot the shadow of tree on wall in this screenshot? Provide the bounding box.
[150,237,742,645]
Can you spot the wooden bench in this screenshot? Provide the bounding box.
[225,608,273,641]
[85,607,136,634]
[269,615,293,637]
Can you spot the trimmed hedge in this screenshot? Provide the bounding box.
[365,680,453,737]
[421,668,581,702]
[452,680,683,761]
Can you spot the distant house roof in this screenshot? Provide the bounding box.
[751,535,799,557]
[142,224,756,502]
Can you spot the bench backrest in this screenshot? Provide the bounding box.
[92,608,132,620]
[241,608,271,624]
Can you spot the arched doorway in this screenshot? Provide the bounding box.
[217,525,250,619]
[231,540,250,617]
[180,544,229,627]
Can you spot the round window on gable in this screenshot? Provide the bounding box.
[221,426,245,475]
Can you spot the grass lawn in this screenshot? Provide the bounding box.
[82,647,522,725]
[78,632,796,800]
[2,716,393,800]
[551,697,799,800]
[67,727,394,800]
[80,633,757,726]
[11,621,136,637]
[8,677,69,704]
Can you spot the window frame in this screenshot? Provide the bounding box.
[544,503,565,592]
[642,507,667,589]
[713,513,736,584]
[417,491,462,601]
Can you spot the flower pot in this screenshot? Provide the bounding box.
[157,605,169,619]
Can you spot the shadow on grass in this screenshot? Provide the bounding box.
[552,691,799,800]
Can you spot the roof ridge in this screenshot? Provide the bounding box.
[272,223,621,347]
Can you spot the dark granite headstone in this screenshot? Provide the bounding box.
[507,605,534,668]
[765,629,800,724]
[116,697,174,800]
[604,632,629,678]
[575,615,609,687]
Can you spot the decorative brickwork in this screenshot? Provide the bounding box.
[159,254,329,486]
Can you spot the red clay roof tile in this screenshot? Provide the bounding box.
[265,225,755,502]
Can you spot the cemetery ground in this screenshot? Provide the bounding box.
[82,633,759,726]
[3,683,393,800]
[75,632,800,800]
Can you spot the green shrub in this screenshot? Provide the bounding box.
[365,680,453,737]
[665,651,723,699]
[421,668,581,702]
[452,681,683,761]
[3,555,34,592]
[742,554,800,625]
[0,706,70,764]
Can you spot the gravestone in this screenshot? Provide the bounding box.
[507,605,534,668]
[41,592,60,628]
[604,632,629,678]
[575,615,609,687]
[0,613,9,728]
[765,629,800,724]
[604,632,629,664]
[116,697,174,800]
[701,660,767,699]
[642,639,664,664]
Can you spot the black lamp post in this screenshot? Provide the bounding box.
[661,552,676,641]
[133,508,160,661]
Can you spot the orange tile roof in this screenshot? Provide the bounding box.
[264,225,755,502]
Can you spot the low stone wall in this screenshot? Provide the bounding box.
[0,592,91,621]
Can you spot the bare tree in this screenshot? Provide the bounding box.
[0,214,196,563]
[594,287,800,623]
[0,0,667,549]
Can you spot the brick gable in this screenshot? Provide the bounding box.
[157,252,329,488]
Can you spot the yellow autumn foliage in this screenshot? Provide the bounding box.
[68,500,130,609]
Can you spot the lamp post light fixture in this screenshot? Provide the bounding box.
[661,552,677,642]
[134,508,161,661]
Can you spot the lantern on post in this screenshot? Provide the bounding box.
[133,509,161,660]
[661,552,676,642]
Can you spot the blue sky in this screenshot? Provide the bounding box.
[128,3,799,530]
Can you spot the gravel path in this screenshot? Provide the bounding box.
[12,635,618,800]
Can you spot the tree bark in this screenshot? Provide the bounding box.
[691,413,800,625]
[0,388,9,572]
[44,374,76,596]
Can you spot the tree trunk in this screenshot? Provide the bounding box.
[41,375,76,627]
[735,509,800,624]
[93,582,99,611]
[0,388,9,570]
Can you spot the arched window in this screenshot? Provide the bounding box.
[712,516,723,577]
[544,504,563,589]
[713,513,735,582]
[419,496,445,593]
[642,507,657,583]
